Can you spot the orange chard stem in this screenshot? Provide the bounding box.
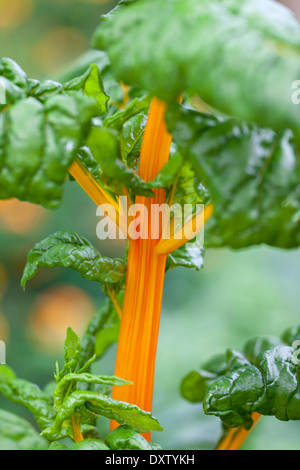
[71,414,84,443]
[217,413,261,451]
[69,159,129,235]
[70,98,213,443]
[105,285,123,319]
[69,160,119,211]
[110,98,173,441]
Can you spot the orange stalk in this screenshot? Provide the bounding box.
[110,98,172,441]
[69,159,120,217]
[69,159,129,235]
[217,413,261,451]
[71,414,84,443]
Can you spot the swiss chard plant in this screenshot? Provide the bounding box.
[0,0,300,450]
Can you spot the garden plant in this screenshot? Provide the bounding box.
[0,0,300,451]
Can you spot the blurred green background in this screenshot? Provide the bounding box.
[0,0,300,451]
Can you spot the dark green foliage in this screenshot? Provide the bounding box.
[0,59,101,208]
[167,105,300,249]
[94,0,300,132]
[21,230,126,288]
[181,328,300,429]
[0,329,163,447]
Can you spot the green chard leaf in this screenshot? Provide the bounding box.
[53,329,122,441]
[182,329,300,429]
[0,59,100,209]
[21,229,126,289]
[204,345,300,429]
[0,366,55,430]
[167,105,300,249]
[94,0,300,132]
[54,373,129,409]
[0,326,161,446]
[42,390,163,440]
[0,409,48,451]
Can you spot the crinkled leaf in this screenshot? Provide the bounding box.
[42,390,163,440]
[0,59,98,208]
[55,372,129,408]
[21,230,126,289]
[183,330,300,429]
[167,105,300,249]
[94,0,300,132]
[0,366,55,430]
[86,394,163,433]
[0,409,48,451]
[204,345,300,428]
